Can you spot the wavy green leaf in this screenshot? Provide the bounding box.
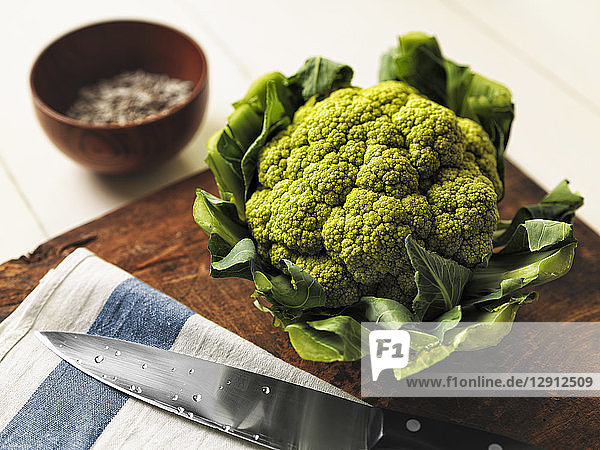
[494,180,583,246]
[206,233,232,262]
[354,296,414,328]
[205,131,246,219]
[464,220,577,305]
[193,190,249,247]
[252,259,327,310]
[379,32,447,105]
[286,316,365,362]
[233,71,299,118]
[241,81,290,200]
[402,306,462,353]
[396,293,536,379]
[210,238,256,280]
[206,72,300,219]
[287,56,354,101]
[407,235,472,321]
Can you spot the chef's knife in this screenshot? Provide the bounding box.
[36,331,537,450]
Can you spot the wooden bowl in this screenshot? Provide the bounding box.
[30,20,208,175]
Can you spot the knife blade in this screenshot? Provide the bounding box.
[36,331,537,450]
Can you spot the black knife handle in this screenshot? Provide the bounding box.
[371,408,540,450]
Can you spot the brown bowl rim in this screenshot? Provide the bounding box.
[29,19,208,130]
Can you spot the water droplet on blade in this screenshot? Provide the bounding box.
[192,394,201,402]
[136,386,142,394]
[189,368,195,374]
[104,345,109,350]
[261,386,271,394]
[224,425,231,432]
[254,435,260,441]
[112,376,118,381]
[94,355,104,363]
[177,407,185,414]
[115,350,121,356]
[226,380,231,385]
[130,385,136,391]
[218,385,223,390]
[101,374,106,378]
[187,412,193,419]
[172,394,179,401]
[171,367,175,372]
[141,363,147,369]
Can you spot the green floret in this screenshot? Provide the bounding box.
[393,95,465,179]
[458,118,503,198]
[426,166,499,265]
[246,80,501,306]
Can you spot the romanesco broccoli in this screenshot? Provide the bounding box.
[245,81,500,307]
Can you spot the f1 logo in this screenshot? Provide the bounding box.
[369,329,410,381]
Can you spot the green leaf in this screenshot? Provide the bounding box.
[429,305,463,340]
[226,72,296,150]
[494,180,584,246]
[446,61,514,196]
[206,233,232,262]
[225,103,264,154]
[379,32,514,199]
[450,292,537,350]
[354,296,414,328]
[406,236,472,321]
[285,316,365,362]
[396,293,535,379]
[193,190,249,247]
[232,71,299,118]
[206,72,301,219]
[500,219,573,254]
[252,259,327,309]
[210,238,256,280]
[287,56,354,101]
[467,291,538,315]
[464,220,577,305]
[205,130,246,219]
[241,81,290,200]
[402,305,462,353]
[379,32,447,105]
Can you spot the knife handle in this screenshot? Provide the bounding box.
[371,408,540,450]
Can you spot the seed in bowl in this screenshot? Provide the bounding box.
[66,70,194,124]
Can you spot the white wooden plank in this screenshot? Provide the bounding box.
[0,0,598,248]
[449,0,600,113]
[0,160,47,263]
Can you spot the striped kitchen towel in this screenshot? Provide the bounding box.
[0,248,357,449]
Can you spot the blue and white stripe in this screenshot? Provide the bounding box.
[0,277,193,449]
[0,248,357,449]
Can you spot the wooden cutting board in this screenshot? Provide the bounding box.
[1,161,598,448]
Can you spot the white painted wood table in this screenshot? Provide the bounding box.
[1,0,599,263]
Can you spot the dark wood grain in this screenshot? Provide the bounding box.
[1,161,598,448]
[30,20,208,174]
